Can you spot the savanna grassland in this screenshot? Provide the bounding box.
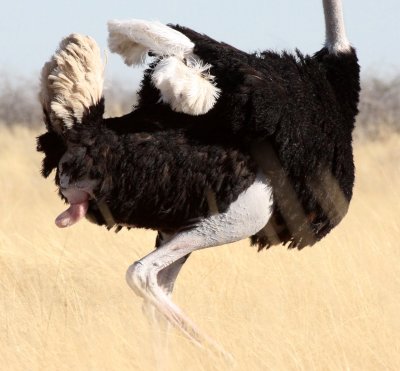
[0,125,399,370]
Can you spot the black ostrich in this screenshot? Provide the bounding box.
[37,0,360,347]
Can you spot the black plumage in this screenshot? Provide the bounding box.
[37,21,360,249]
[145,30,360,247]
[35,5,362,347]
[38,101,258,233]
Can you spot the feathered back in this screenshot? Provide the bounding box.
[39,34,104,134]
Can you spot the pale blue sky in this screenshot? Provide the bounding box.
[0,0,398,86]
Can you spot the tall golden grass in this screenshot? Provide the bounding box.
[0,125,399,370]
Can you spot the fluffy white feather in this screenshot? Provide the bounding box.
[108,19,220,115]
[152,56,221,115]
[107,19,194,65]
[39,34,104,133]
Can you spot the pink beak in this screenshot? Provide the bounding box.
[55,189,89,228]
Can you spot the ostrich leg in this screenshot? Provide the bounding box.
[126,172,273,355]
[143,232,190,371]
[144,232,190,322]
[155,232,190,296]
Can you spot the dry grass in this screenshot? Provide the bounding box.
[0,125,399,371]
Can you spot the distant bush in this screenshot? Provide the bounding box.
[0,75,42,127]
[356,74,400,140]
[0,71,399,141]
[103,79,138,118]
[0,73,137,128]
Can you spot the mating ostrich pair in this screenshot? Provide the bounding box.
[37,0,360,347]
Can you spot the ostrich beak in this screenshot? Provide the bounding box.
[55,188,90,228]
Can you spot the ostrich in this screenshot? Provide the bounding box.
[37,0,360,348]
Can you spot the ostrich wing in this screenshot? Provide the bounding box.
[37,34,105,178]
[107,19,220,116]
[107,19,194,65]
[169,24,251,63]
[39,34,105,134]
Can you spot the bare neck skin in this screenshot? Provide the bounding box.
[323,0,351,53]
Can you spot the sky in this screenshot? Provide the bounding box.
[0,0,399,88]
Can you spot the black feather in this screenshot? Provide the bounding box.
[37,26,360,249]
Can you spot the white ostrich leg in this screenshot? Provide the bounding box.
[126,173,273,359]
[142,232,190,371]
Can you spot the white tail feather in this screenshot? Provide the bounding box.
[39,34,104,133]
[152,56,220,115]
[108,19,220,115]
[107,19,194,65]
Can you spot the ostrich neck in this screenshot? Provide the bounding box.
[323,0,350,53]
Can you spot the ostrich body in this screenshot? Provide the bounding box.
[37,0,360,349]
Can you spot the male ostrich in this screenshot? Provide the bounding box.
[37,0,360,347]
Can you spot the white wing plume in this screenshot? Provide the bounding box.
[108,19,195,65]
[39,34,104,133]
[107,19,220,115]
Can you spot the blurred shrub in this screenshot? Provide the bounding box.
[0,74,137,128]
[356,74,400,140]
[0,71,399,141]
[0,75,42,127]
[103,79,138,118]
